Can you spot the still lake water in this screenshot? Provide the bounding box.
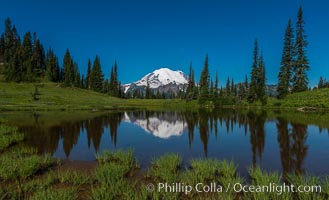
[2,109,329,176]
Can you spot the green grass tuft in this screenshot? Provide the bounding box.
[29,187,79,200]
[96,149,137,168]
[56,169,92,186]
[148,153,181,182]
[287,174,324,200]
[248,166,291,200]
[0,125,24,151]
[0,153,53,181]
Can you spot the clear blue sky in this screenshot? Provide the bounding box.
[0,0,328,86]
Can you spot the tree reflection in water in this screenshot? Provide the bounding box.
[16,109,313,175]
[277,117,308,177]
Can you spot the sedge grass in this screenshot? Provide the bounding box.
[29,187,79,200]
[147,153,181,182]
[0,152,53,181]
[248,166,291,200]
[287,174,323,200]
[0,125,24,151]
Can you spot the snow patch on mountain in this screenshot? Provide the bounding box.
[123,68,188,93]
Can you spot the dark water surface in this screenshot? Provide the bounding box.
[2,109,329,177]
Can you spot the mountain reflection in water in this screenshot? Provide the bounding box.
[6,110,329,176]
[124,112,187,139]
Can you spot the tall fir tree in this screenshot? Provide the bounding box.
[21,32,33,81]
[73,62,80,87]
[257,52,267,104]
[10,26,21,83]
[0,34,4,63]
[248,39,259,103]
[32,36,45,79]
[214,71,219,100]
[109,60,121,97]
[45,48,60,82]
[3,18,14,70]
[209,80,214,101]
[81,74,85,88]
[248,39,267,103]
[63,49,74,86]
[113,61,119,96]
[226,77,231,96]
[231,78,235,96]
[199,54,209,104]
[318,76,324,89]
[86,59,92,89]
[109,66,114,93]
[3,19,21,82]
[90,55,104,92]
[186,62,195,100]
[238,83,244,100]
[145,81,151,99]
[277,19,294,98]
[244,75,249,99]
[292,6,310,93]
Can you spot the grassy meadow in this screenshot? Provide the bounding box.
[1,82,329,112]
[0,82,198,111]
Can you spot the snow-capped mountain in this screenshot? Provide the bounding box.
[124,112,187,139]
[123,68,188,95]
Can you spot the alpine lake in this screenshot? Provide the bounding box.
[1,109,329,178]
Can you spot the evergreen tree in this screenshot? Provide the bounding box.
[103,79,110,93]
[248,39,267,103]
[3,18,14,66]
[73,62,81,87]
[244,75,249,99]
[248,39,259,102]
[63,49,74,86]
[21,32,33,81]
[113,61,119,96]
[108,60,121,97]
[90,55,104,92]
[31,36,45,79]
[156,90,161,99]
[118,81,123,98]
[258,53,267,104]
[45,48,60,82]
[59,67,64,82]
[277,19,294,98]
[198,54,209,104]
[11,26,21,82]
[81,74,85,88]
[3,19,21,82]
[214,71,219,101]
[86,59,92,89]
[145,81,151,99]
[231,78,235,96]
[318,76,324,89]
[110,60,120,96]
[186,62,195,100]
[292,6,310,93]
[219,87,224,96]
[238,83,244,100]
[109,66,114,94]
[0,34,4,63]
[226,77,231,96]
[209,80,214,101]
[234,83,238,97]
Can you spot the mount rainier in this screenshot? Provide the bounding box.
[123,68,188,95]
